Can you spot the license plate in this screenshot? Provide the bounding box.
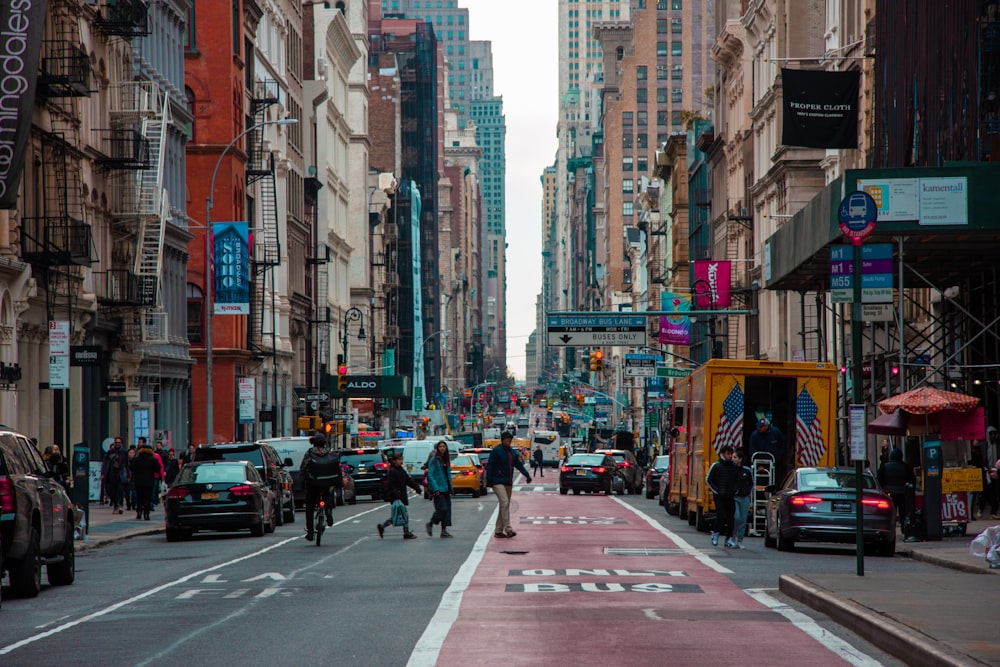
[201,492,219,500]
[832,500,852,512]
[576,469,587,476]
[357,468,367,473]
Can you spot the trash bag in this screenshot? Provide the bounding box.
[969,525,1000,568]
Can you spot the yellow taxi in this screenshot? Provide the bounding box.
[449,453,483,498]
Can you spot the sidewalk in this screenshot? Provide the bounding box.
[75,502,165,552]
[781,515,999,667]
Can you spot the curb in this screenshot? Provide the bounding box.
[896,547,999,575]
[779,575,983,667]
[76,527,163,553]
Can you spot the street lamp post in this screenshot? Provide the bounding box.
[339,306,366,406]
[204,117,298,444]
[692,278,718,360]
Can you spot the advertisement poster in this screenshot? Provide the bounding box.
[781,68,860,149]
[693,260,732,308]
[658,292,690,345]
[213,221,250,314]
[49,320,70,389]
[238,377,256,424]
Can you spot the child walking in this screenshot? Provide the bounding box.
[377,452,423,539]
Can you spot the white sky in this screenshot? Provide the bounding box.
[463,1,558,381]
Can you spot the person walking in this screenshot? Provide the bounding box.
[877,448,916,522]
[100,437,129,514]
[180,443,198,467]
[164,448,181,486]
[486,430,531,538]
[706,444,740,548]
[426,441,454,538]
[377,452,422,540]
[532,445,545,478]
[130,442,159,520]
[732,449,754,549]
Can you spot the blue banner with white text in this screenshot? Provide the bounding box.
[213,222,250,314]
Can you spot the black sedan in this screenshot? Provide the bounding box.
[764,467,896,556]
[165,461,276,541]
[645,455,670,500]
[559,453,623,495]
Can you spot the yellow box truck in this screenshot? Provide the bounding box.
[666,359,838,531]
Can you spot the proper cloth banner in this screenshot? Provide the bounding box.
[781,68,860,149]
[213,222,250,314]
[658,292,690,345]
[0,0,48,208]
[693,260,732,309]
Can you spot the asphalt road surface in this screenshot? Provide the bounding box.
[0,480,916,666]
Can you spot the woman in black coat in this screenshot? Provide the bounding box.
[377,453,422,539]
[130,445,160,521]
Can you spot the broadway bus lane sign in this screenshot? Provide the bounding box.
[546,314,647,346]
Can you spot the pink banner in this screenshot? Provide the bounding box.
[693,260,732,308]
[940,407,985,441]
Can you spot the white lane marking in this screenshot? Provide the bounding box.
[612,497,734,574]
[407,506,499,667]
[0,503,385,657]
[744,588,885,667]
[643,608,664,621]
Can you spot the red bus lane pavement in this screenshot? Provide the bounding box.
[421,488,862,667]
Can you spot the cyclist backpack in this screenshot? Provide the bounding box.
[305,450,343,488]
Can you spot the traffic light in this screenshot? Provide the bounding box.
[576,393,584,406]
[324,421,333,434]
[337,353,347,392]
[590,349,604,373]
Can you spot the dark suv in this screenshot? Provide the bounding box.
[0,428,75,599]
[193,443,295,524]
[339,448,389,500]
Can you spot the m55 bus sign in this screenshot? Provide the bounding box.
[546,314,648,347]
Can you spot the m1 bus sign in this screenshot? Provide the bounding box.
[837,191,878,244]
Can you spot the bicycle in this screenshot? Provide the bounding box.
[314,498,327,546]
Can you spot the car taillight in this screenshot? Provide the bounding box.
[790,496,823,506]
[862,498,891,509]
[0,476,15,513]
[620,462,631,468]
[591,467,606,474]
[167,487,189,500]
[374,462,389,471]
[462,470,475,476]
[560,466,571,473]
[229,484,255,497]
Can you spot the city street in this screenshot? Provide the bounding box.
[0,478,923,667]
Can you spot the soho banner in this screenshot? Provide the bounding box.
[693,260,732,309]
[781,68,860,149]
[213,221,250,314]
[0,0,48,208]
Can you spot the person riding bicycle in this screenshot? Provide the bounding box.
[300,434,342,541]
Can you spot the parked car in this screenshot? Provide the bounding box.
[764,467,896,556]
[645,455,670,500]
[0,428,76,597]
[559,453,623,495]
[339,448,389,501]
[594,449,644,494]
[165,461,276,541]
[257,436,315,510]
[194,442,294,524]
[460,448,491,495]
[449,454,483,497]
[659,467,672,511]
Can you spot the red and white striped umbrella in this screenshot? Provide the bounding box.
[877,386,979,416]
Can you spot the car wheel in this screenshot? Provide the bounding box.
[47,524,76,586]
[347,494,357,505]
[776,518,794,552]
[265,503,277,534]
[695,506,710,533]
[472,489,481,498]
[875,539,895,557]
[573,489,581,495]
[166,527,184,542]
[559,487,568,495]
[9,526,42,598]
[645,487,655,500]
[274,496,285,526]
[284,498,296,523]
[250,511,265,537]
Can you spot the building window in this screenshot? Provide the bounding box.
[657,133,668,144]
[672,0,682,9]
[672,18,683,33]
[232,0,240,55]
[672,65,683,80]
[657,19,667,34]
[185,87,196,140]
[657,111,668,126]
[638,157,648,172]
[672,41,682,56]
[623,111,633,126]
[623,201,633,216]
[185,1,196,50]
[657,66,668,80]
[637,111,648,126]
[637,65,647,80]
[622,134,633,148]
[637,133,648,149]
[623,156,633,171]
[657,42,667,57]
[622,179,634,193]
[672,110,683,126]
[657,88,668,104]
[637,87,647,103]
[187,283,204,345]
[672,88,683,103]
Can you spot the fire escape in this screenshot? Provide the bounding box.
[246,80,282,357]
[22,10,95,322]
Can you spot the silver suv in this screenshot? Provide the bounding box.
[0,427,75,600]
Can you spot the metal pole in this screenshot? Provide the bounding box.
[852,240,865,577]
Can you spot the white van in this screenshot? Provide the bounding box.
[258,436,314,507]
[532,430,561,466]
[400,439,462,479]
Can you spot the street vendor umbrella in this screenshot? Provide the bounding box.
[877,386,979,415]
[868,409,908,436]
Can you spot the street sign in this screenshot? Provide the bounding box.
[861,303,894,321]
[546,314,647,347]
[624,353,657,377]
[305,392,329,401]
[330,413,354,421]
[838,191,878,242]
[656,366,691,378]
[830,244,894,303]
